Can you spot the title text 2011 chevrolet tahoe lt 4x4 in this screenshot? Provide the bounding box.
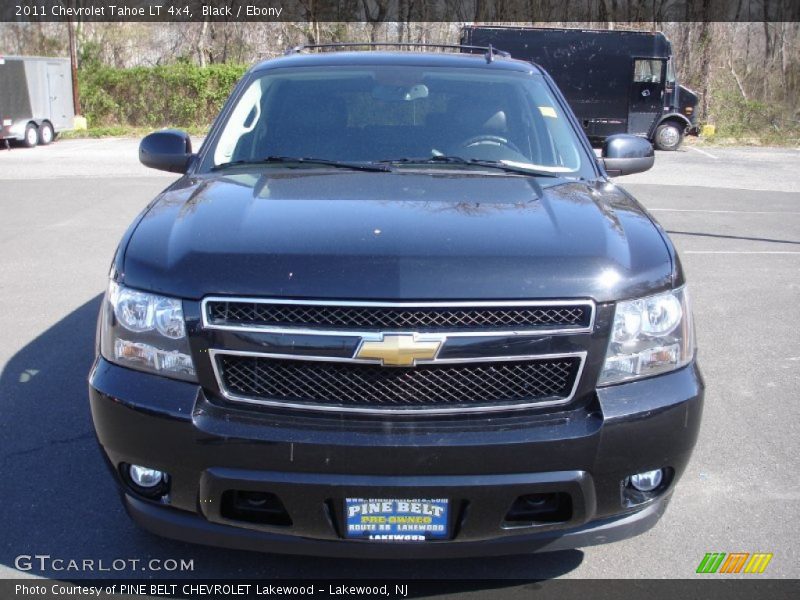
[89,46,703,558]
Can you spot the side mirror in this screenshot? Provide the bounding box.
[139,130,194,173]
[601,134,655,177]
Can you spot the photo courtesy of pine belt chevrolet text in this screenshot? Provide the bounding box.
[88,44,704,558]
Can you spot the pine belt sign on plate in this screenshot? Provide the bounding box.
[345,498,449,541]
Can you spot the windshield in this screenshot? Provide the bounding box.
[204,65,594,177]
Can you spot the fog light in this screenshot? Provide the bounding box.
[129,464,165,488]
[629,469,664,492]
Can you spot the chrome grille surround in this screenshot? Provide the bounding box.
[203,298,594,415]
[208,346,588,415]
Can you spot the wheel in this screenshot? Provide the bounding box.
[38,121,54,145]
[23,123,38,148]
[653,122,683,151]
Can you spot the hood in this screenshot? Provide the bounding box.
[120,170,673,302]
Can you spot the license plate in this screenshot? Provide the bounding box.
[344,498,449,541]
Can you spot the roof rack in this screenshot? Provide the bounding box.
[284,42,510,64]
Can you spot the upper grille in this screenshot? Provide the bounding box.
[205,300,592,332]
[216,354,582,413]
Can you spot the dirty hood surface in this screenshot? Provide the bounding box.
[121,169,672,302]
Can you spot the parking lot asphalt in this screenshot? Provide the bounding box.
[0,139,798,581]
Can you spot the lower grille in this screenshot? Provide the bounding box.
[215,354,582,413]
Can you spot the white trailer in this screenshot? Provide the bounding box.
[0,55,75,147]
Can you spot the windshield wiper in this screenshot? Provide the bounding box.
[212,155,391,172]
[379,156,563,177]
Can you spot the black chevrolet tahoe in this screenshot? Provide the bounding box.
[88,46,703,558]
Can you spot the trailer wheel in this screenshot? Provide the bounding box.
[653,122,683,151]
[38,121,54,146]
[23,123,39,148]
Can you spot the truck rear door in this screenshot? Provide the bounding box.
[46,62,71,130]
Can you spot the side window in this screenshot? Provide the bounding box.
[633,59,664,84]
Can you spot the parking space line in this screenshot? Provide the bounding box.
[687,146,719,159]
[650,208,800,215]
[684,251,800,255]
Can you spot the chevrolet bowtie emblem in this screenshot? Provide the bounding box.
[356,334,442,367]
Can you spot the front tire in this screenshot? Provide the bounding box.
[23,123,38,148]
[38,121,54,145]
[653,122,683,151]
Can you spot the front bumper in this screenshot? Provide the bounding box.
[124,490,671,558]
[89,358,703,557]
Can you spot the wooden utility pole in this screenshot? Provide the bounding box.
[67,18,81,115]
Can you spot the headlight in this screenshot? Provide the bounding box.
[101,281,196,381]
[599,286,694,385]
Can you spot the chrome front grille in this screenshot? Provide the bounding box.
[204,297,594,414]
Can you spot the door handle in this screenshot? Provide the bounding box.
[641,89,651,97]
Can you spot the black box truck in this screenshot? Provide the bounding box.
[461,26,699,150]
[0,55,75,148]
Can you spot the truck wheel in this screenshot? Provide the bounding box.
[38,122,54,145]
[23,123,39,148]
[653,122,683,151]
